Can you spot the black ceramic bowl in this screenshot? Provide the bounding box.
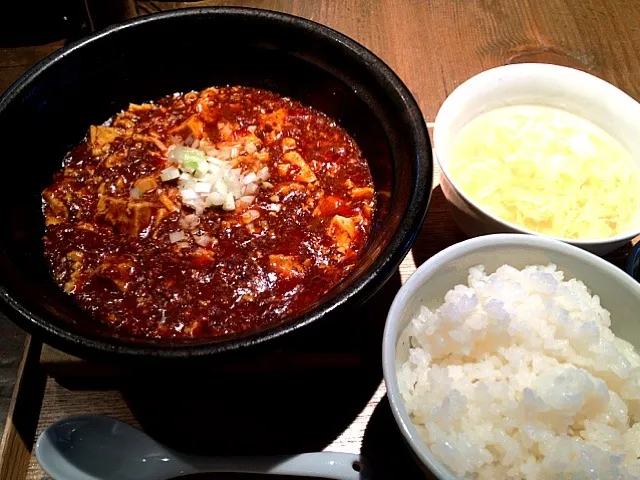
[0,8,432,362]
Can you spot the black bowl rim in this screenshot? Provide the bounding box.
[0,6,433,359]
[626,242,640,281]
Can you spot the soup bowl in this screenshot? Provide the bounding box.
[433,63,640,255]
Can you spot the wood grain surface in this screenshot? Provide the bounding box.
[137,0,640,121]
[0,41,65,94]
[1,0,640,479]
[0,38,64,480]
[0,340,44,480]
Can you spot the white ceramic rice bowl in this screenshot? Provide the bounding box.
[382,234,640,479]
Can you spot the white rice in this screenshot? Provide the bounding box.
[397,264,640,479]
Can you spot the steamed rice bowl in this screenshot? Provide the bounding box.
[397,264,640,479]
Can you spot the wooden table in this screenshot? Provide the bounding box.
[2,1,640,479]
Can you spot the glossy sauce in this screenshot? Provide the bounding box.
[42,87,376,338]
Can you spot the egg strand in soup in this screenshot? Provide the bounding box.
[449,105,640,239]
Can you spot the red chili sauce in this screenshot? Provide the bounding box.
[42,87,376,338]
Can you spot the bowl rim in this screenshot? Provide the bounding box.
[381,232,640,479]
[433,62,640,247]
[626,242,640,281]
[0,6,433,360]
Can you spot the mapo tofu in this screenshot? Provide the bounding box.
[42,87,376,339]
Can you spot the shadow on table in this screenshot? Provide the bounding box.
[111,271,401,465]
[361,395,436,480]
[122,368,370,456]
[0,2,90,47]
[411,185,466,268]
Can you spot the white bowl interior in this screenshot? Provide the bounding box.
[383,234,640,480]
[433,63,640,241]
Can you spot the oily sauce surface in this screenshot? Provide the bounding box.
[42,87,376,338]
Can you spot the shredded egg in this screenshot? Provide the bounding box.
[449,105,640,239]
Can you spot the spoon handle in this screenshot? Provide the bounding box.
[187,452,370,480]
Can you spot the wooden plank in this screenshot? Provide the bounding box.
[2,1,640,478]
[0,339,45,480]
[0,41,66,69]
[0,39,66,470]
[85,0,137,31]
[137,0,640,121]
[25,377,138,480]
[0,41,65,94]
[0,319,30,433]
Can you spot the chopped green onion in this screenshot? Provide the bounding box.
[181,189,198,200]
[183,160,199,173]
[182,149,206,163]
[196,161,209,176]
[160,167,180,182]
[195,182,212,193]
[162,144,266,214]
